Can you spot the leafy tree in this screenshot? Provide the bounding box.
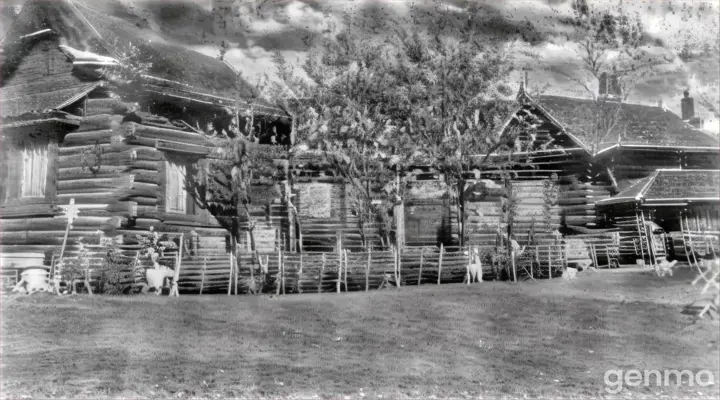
[185,136,285,257]
[386,3,541,247]
[272,2,541,249]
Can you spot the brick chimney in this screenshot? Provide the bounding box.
[681,90,695,120]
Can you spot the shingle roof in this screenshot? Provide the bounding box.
[69,0,257,99]
[0,28,101,118]
[2,0,285,116]
[532,95,719,152]
[644,170,720,200]
[597,169,720,205]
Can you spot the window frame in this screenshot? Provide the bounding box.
[165,161,187,214]
[20,143,49,198]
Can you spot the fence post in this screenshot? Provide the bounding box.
[319,253,325,294]
[418,248,424,286]
[298,253,303,294]
[282,250,287,295]
[344,249,349,292]
[529,249,534,281]
[336,251,341,293]
[277,249,282,296]
[227,246,233,296]
[438,243,444,284]
[548,246,552,279]
[393,246,400,288]
[233,238,238,295]
[170,232,183,297]
[200,257,206,295]
[397,246,402,287]
[365,249,370,292]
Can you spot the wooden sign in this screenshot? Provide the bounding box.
[297,182,332,219]
[405,204,449,243]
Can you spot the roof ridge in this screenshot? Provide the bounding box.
[520,95,592,154]
[538,93,669,110]
[636,170,660,201]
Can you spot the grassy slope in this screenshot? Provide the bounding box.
[1,268,719,400]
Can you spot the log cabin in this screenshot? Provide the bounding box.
[509,87,719,263]
[596,169,720,263]
[401,85,719,260]
[0,0,291,275]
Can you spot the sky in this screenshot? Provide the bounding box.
[2,0,719,130]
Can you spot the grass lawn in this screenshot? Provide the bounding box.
[1,267,719,399]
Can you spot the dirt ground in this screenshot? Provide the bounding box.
[1,266,719,399]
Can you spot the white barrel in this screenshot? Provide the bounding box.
[21,268,51,293]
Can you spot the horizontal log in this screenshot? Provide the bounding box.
[58,166,130,180]
[126,122,208,146]
[0,203,63,219]
[57,176,135,191]
[127,182,159,198]
[560,203,595,212]
[55,193,115,205]
[58,148,163,168]
[558,198,593,206]
[564,215,597,223]
[58,142,155,156]
[62,130,117,146]
[120,196,158,206]
[129,160,162,171]
[76,114,123,132]
[0,216,119,232]
[1,230,103,245]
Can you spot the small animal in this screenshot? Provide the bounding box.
[466,248,483,284]
[655,257,678,277]
[245,276,264,295]
[563,267,578,281]
[145,266,175,295]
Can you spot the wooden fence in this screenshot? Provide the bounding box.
[172,243,582,295]
[32,234,617,295]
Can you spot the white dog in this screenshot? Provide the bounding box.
[145,266,175,295]
[466,248,483,284]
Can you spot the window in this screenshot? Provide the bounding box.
[21,144,48,198]
[165,161,187,213]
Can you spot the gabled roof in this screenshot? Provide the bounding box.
[597,169,720,206]
[518,89,719,154]
[2,0,285,116]
[0,27,103,118]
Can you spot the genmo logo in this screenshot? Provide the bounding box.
[604,369,715,394]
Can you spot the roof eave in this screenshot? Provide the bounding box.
[644,197,720,203]
[596,197,641,206]
[2,117,81,131]
[520,93,593,156]
[618,144,720,152]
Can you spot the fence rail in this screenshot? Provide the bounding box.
[10,233,620,295]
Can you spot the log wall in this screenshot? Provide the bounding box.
[0,90,231,267]
[293,180,383,252]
